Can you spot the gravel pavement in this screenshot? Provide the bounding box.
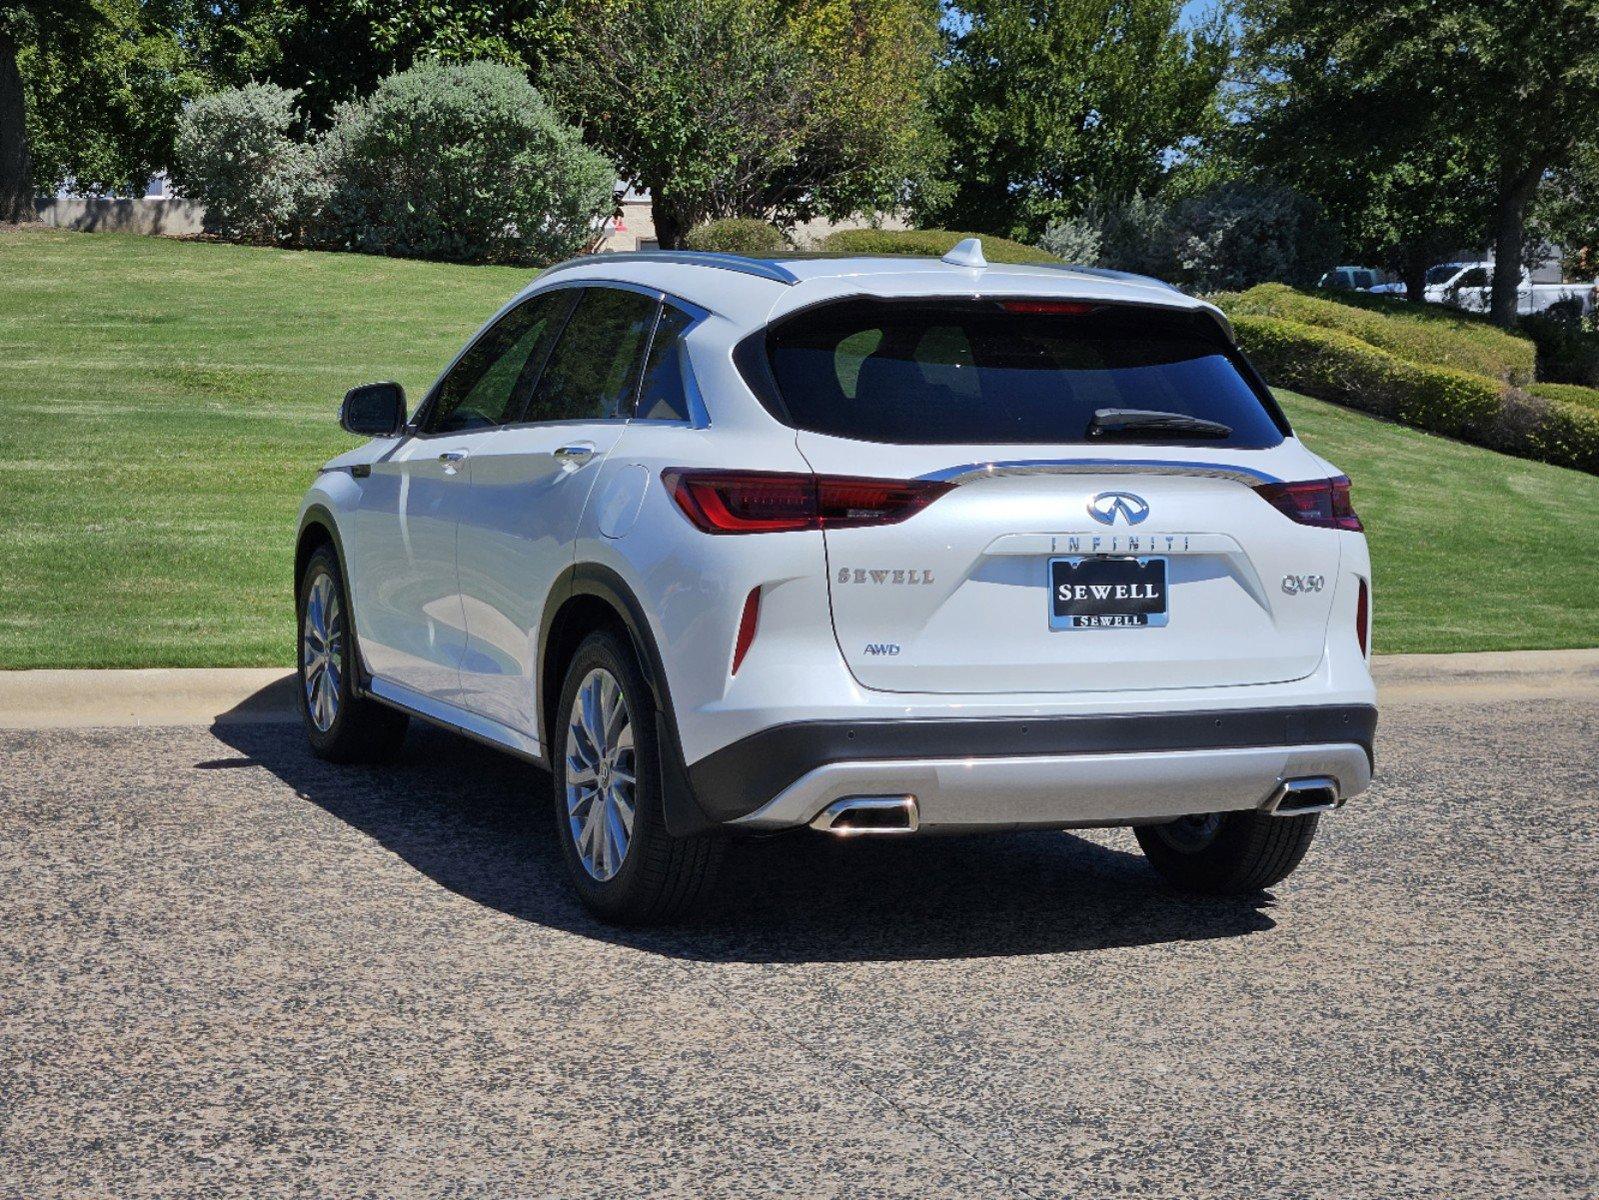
[1,694,1595,1198]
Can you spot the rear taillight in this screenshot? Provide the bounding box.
[1252,476,1363,531]
[1356,577,1371,657]
[662,470,951,534]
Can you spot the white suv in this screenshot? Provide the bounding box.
[295,240,1377,922]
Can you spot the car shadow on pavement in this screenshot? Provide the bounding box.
[215,720,1276,964]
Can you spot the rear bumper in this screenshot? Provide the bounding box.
[688,704,1377,829]
[732,742,1371,831]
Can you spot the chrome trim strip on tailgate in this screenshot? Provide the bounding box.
[918,458,1281,487]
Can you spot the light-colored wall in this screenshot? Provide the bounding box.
[36,197,207,237]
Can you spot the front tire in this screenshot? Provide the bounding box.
[552,631,722,923]
[297,545,408,763]
[1135,809,1319,894]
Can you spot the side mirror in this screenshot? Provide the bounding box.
[340,382,407,437]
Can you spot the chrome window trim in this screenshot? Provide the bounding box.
[918,458,1282,487]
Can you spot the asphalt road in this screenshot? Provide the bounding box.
[2,694,1595,1198]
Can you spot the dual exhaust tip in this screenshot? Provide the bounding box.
[812,775,1343,835]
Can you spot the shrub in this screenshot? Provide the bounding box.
[173,83,317,244]
[1216,284,1537,386]
[1233,314,1599,474]
[1520,309,1599,387]
[1163,184,1340,293]
[818,228,1061,264]
[1529,381,1599,412]
[1036,215,1102,265]
[316,61,614,265]
[681,218,790,254]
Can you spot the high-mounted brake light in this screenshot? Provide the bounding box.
[999,299,1098,316]
[662,470,952,534]
[1252,476,1363,531]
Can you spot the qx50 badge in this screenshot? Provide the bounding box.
[1281,574,1326,595]
[1087,491,1150,526]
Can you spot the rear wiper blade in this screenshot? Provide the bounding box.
[1086,408,1232,439]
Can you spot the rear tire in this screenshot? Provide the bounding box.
[1135,808,1319,894]
[552,630,722,924]
[297,545,408,763]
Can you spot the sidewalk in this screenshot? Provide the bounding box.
[1,650,1593,730]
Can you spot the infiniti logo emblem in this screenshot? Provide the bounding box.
[1087,490,1150,526]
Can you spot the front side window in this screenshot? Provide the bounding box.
[757,298,1288,447]
[423,291,571,434]
[635,304,696,421]
[524,287,659,423]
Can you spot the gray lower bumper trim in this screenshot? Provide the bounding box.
[732,742,1373,832]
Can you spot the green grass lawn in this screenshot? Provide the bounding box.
[1,227,1595,665]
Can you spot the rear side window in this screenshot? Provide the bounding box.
[635,304,696,421]
[524,287,658,423]
[757,299,1287,447]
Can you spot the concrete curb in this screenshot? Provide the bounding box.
[1,649,1594,730]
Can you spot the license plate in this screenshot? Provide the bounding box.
[1049,556,1169,630]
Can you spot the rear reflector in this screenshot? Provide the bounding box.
[731,587,761,674]
[1356,577,1371,658]
[663,470,951,534]
[1252,475,1363,531]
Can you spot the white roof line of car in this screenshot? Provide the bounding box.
[538,246,1183,295]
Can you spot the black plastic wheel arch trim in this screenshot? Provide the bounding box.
[538,562,717,836]
[686,704,1378,824]
[295,506,374,694]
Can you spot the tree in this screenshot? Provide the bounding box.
[250,0,565,126]
[921,0,1231,241]
[1235,0,1599,327]
[2,0,217,216]
[1231,13,1497,304]
[547,0,940,247]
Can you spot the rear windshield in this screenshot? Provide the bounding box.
[754,298,1287,447]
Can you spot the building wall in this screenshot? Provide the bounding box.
[36,197,207,237]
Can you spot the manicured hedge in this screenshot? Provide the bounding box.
[1529,381,1599,412]
[682,218,791,254]
[1233,314,1599,474]
[1217,283,1537,386]
[818,228,1061,264]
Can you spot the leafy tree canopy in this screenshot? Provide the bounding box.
[920,0,1231,241]
[1235,0,1599,324]
[547,0,940,247]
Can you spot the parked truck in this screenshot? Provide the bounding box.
[1369,262,1597,315]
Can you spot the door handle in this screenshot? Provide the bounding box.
[438,450,467,475]
[553,442,596,465]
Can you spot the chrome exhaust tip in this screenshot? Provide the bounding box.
[1261,776,1342,817]
[810,795,920,835]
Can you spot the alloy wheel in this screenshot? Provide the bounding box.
[564,668,637,881]
[301,572,344,733]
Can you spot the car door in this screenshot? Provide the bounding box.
[454,284,661,738]
[348,290,573,704]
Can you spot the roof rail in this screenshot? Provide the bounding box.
[539,250,800,286]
